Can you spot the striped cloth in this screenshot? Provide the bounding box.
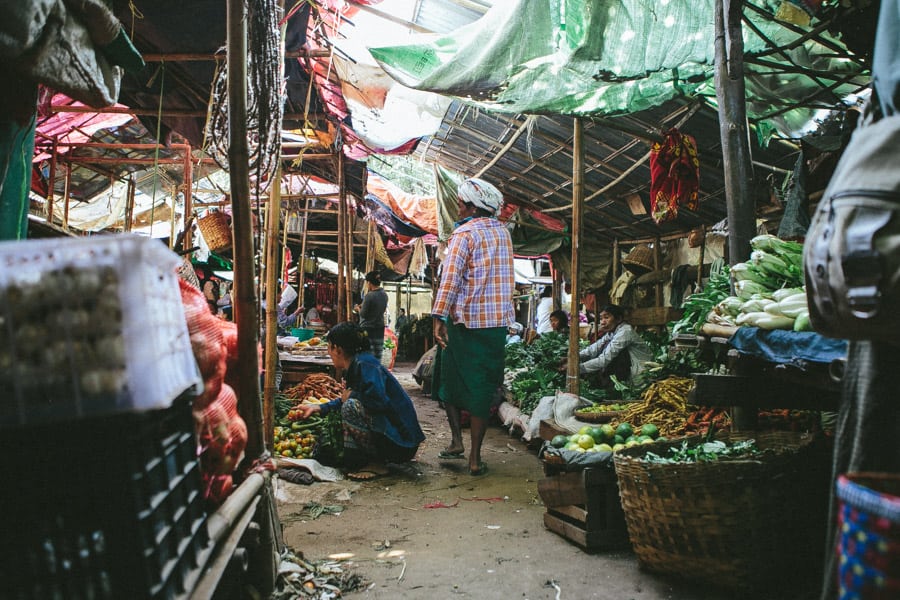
[432,217,515,329]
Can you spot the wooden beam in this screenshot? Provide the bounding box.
[566,117,584,395]
[50,104,324,120]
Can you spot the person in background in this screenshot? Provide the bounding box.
[506,322,524,345]
[396,308,410,331]
[276,291,303,336]
[432,178,515,477]
[216,282,233,320]
[355,271,389,361]
[575,304,652,389]
[291,322,425,480]
[321,303,338,328]
[305,301,325,328]
[549,309,570,335]
[534,286,554,334]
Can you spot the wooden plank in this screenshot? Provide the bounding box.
[538,472,588,507]
[539,419,568,442]
[543,512,630,551]
[550,504,588,524]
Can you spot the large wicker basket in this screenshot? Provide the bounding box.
[197,211,232,252]
[613,431,829,593]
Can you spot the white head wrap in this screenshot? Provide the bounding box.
[457,178,503,216]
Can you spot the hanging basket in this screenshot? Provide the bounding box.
[197,212,232,252]
[621,244,655,275]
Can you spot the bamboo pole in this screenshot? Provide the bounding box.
[697,226,707,289]
[227,0,264,463]
[336,154,346,322]
[297,192,311,314]
[715,0,756,267]
[653,236,662,307]
[62,166,71,230]
[47,137,57,224]
[124,177,136,232]
[169,186,177,249]
[715,0,756,432]
[182,143,193,252]
[263,165,282,450]
[566,118,584,395]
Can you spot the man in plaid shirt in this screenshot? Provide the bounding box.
[432,178,515,477]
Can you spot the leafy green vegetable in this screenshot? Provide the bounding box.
[669,266,732,338]
[641,438,761,464]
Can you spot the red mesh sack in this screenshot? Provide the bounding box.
[195,384,240,475]
[179,279,226,409]
[202,472,233,508]
[222,415,248,471]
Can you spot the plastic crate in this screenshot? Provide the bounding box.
[0,396,211,599]
[0,234,201,426]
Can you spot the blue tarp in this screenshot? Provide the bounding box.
[728,327,848,366]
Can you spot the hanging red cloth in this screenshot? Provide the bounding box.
[649,128,700,224]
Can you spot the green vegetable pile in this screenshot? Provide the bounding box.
[504,332,605,414]
[669,265,732,338]
[641,438,761,464]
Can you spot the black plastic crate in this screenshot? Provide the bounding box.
[0,395,210,599]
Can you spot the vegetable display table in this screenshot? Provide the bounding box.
[689,329,845,429]
[278,351,337,385]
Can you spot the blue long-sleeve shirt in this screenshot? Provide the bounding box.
[320,352,425,448]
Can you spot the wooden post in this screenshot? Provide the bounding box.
[715,0,756,431]
[263,165,282,450]
[715,0,756,267]
[182,143,193,252]
[697,225,707,289]
[124,177,136,232]
[653,236,662,307]
[62,165,71,230]
[227,0,264,463]
[336,153,346,322]
[47,137,57,224]
[169,185,178,249]
[566,118,584,395]
[297,191,310,312]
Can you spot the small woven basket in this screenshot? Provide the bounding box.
[197,211,232,252]
[613,430,829,592]
[622,243,655,275]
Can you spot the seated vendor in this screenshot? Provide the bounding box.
[292,321,425,480]
[576,304,652,389]
[549,310,570,336]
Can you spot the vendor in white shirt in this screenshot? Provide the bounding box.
[577,304,652,387]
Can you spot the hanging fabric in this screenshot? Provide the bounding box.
[649,128,700,224]
[409,237,428,279]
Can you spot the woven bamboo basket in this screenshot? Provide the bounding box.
[621,243,655,275]
[613,431,829,593]
[197,211,232,252]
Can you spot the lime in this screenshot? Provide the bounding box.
[640,423,660,439]
[615,422,634,440]
[564,442,580,452]
[612,443,626,452]
[578,425,593,436]
[640,438,655,445]
[576,434,595,449]
[568,434,580,443]
[625,435,639,444]
[551,435,569,449]
[614,435,625,445]
[588,426,605,444]
[596,443,614,453]
[637,435,652,443]
[599,424,616,443]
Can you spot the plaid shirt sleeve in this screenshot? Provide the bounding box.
[433,219,515,329]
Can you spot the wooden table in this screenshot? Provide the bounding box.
[278,351,337,385]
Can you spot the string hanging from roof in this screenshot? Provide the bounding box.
[204,0,283,199]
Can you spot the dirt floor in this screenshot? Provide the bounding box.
[274,362,820,600]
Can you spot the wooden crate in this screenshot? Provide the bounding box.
[538,465,629,551]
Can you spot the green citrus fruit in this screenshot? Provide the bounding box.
[551,435,569,449]
[640,423,660,439]
[615,422,634,440]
